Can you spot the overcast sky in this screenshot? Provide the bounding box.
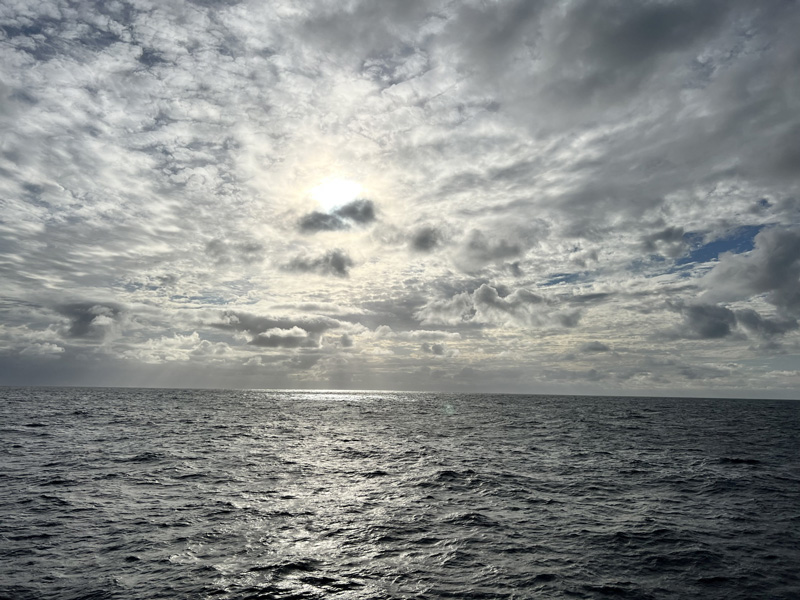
[1,0,799,397]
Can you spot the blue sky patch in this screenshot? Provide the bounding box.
[676,225,764,266]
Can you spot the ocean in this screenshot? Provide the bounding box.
[1,388,798,599]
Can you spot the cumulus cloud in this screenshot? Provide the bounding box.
[668,301,798,342]
[284,249,355,277]
[20,342,64,357]
[212,311,343,350]
[734,309,798,338]
[420,342,458,358]
[250,327,317,348]
[416,284,583,330]
[55,303,123,341]
[642,226,687,258]
[452,229,523,273]
[299,199,376,233]
[669,302,736,340]
[702,228,800,315]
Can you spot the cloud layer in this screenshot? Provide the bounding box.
[1,0,799,397]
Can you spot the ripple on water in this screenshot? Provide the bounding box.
[0,389,799,599]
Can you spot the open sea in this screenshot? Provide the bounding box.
[1,388,799,600]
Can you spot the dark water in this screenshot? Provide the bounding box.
[1,389,799,599]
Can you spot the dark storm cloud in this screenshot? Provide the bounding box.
[299,200,376,233]
[55,302,123,340]
[284,249,354,277]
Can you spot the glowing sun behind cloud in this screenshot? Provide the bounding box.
[311,178,363,212]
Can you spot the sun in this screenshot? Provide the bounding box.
[310,178,362,212]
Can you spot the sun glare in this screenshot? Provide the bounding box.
[310,178,362,212]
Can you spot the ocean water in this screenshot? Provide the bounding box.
[1,389,799,600]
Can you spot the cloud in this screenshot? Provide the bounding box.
[415,293,475,326]
[452,229,523,272]
[205,239,264,265]
[19,342,64,357]
[373,325,461,342]
[420,342,458,358]
[581,341,610,353]
[299,199,376,232]
[1,1,799,395]
[250,327,317,348]
[734,309,798,338]
[212,310,344,350]
[670,302,736,340]
[55,302,123,341]
[421,342,444,355]
[410,226,441,252]
[416,284,583,330]
[284,249,355,277]
[702,227,800,315]
[215,311,342,336]
[642,226,687,258]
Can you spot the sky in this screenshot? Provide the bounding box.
[1,0,799,397]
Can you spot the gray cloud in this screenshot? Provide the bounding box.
[215,311,342,337]
[299,200,376,233]
[453,229,523,272]
[421,342,446,356]
[213,311,345,351]
[642,226,687,258]
[671,302,737,340]
[55,302,123,340]
[734,309,798,338]
[703,228,800,314]
[284,250,355,277]
[581,341,610,353]
[205,239,264,265]
[410,226,441,252]
[250,328,318,348]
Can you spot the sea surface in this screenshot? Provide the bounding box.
[1,388,799,600]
